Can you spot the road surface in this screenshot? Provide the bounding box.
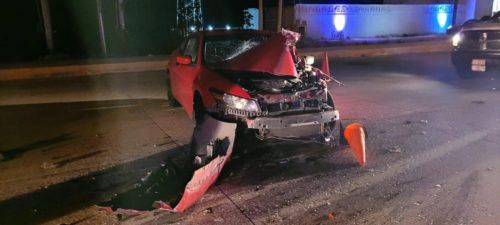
[1,52,500,225]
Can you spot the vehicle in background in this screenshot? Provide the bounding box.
[451,11,500,78]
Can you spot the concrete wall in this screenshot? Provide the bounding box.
[384,0,497,22]
[294,4,453,40]
[384,0,454,3]
[474,0,494,17]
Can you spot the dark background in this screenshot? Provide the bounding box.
[0,0,383,63]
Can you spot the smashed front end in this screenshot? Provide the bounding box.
[207,30,339,142]
[208,71,339,141]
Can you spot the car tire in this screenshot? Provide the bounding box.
[325,91,340,147]
[166,73,181,107]
[456,66,474,79]
[189,95,208,168]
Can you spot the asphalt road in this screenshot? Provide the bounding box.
[1,52,500,225]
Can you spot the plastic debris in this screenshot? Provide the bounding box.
[152,201,172,210]
[204,207,214,214]
[387,146,402,153]
[214,217,224,222]
[40,162,56,169]
[327,212,334,221]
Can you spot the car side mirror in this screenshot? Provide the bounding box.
[176,55,192,65]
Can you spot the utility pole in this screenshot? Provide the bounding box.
[277,0,283,31]
[177,0,203,34]
[96,0,107,56]
[259,0,263,30]
[40,0,54,53]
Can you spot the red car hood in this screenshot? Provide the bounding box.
[212,33,297,77]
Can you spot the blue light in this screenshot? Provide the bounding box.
[333,14,346,32]
[189,26,196,32]
[225,24,231,30]
[437,12,448,28]
[207,25,214,31]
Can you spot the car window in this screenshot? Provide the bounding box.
[204,35,268,65]
[179,38,188,53]
[184,37,198,63]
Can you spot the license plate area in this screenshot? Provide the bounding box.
[471,59,486,72]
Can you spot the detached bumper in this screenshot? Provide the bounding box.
[245,110,340,130]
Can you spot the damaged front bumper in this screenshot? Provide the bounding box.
[246,110,339,130]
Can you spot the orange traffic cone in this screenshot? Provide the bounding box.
[343,123,367,167]
[321,51,330,76]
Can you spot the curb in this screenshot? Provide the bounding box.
[0,41,451,81]
[0,60,168,81]
[299,40,452,59]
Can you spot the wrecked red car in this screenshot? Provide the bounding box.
[167,29,340,166]
[98,29,365,215]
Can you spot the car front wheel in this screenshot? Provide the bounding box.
[455,64,474,79]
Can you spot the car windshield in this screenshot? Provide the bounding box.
[492,11,500,20]
[204,34,268,64]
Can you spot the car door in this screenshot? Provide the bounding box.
[170,35,200,110]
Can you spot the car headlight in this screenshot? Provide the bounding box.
[452,32,463,47]
[211,91,260,112]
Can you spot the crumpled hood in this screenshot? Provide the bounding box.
[211,33,297,77]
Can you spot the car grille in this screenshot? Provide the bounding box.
[461,30,500,50]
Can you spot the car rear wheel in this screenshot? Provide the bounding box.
[166,73,181,107]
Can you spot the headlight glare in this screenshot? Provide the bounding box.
[452,33,462,47]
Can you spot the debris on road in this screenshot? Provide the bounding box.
[327,212,335,221]
[419,119,428,124]
[471,100,485,104]
[435,184,442,188]
[387,146,402,153]
[203,207,214,214]
[98,115,237,214]
[40,162,56,169]
[213,217,224,222]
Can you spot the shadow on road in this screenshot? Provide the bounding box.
[0,145,189,225]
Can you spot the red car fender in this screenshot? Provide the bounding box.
[193,68,252,113]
